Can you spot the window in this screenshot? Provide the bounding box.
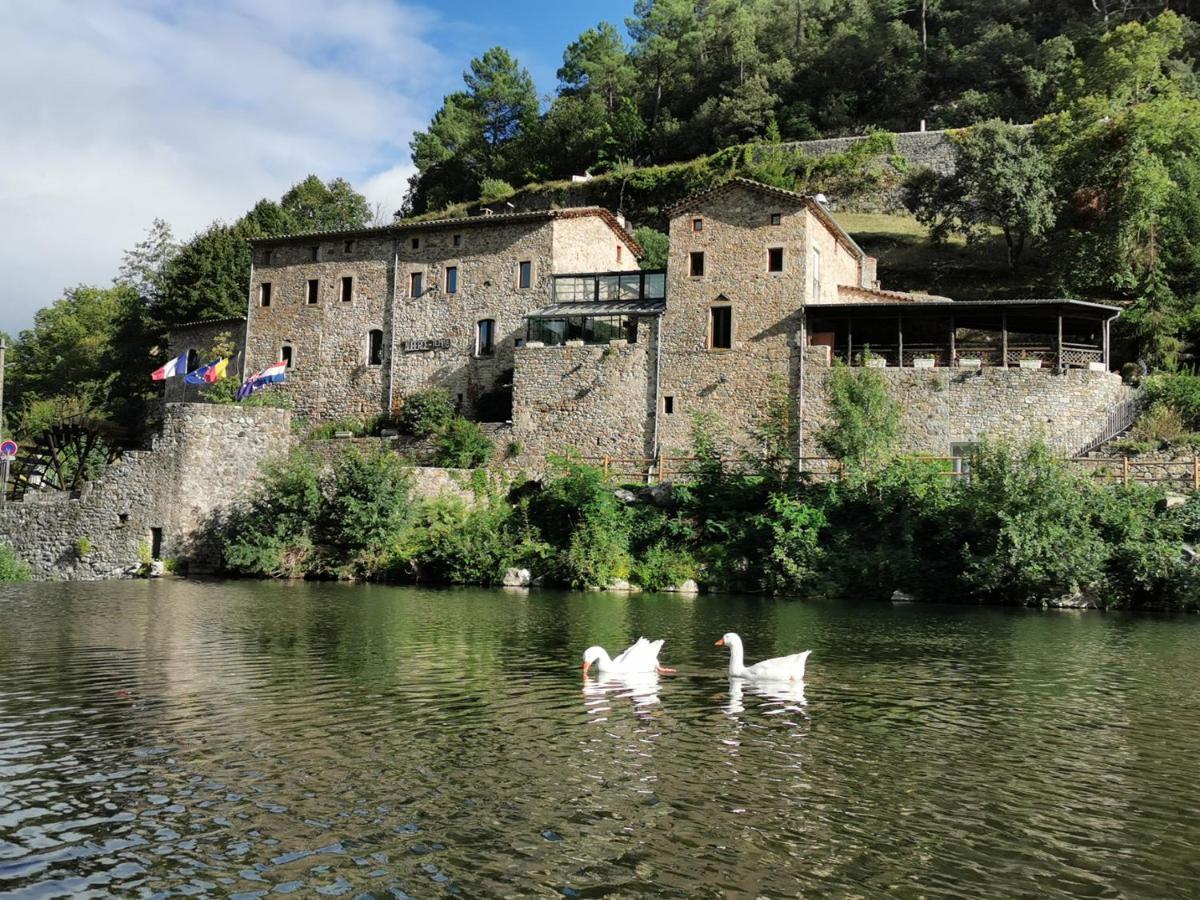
[367,329,384,366]
[518,260,532,289]
[445,266,458,294]
[306,279,319,304]
[692,218,703,232]
[663,395,675,415]
[689,251,705,277]
[410,237,420,250]
[452,233,462,248]
[186,348,199,371]
[263,248,272,264]
[768,247,784,272]
[340,276,353,303]
[710,306,732,350]
[310,246,319,261]
[281,344,293,368]
[770,213,782,226]
[616,245,623,264]
[477,319,495,356]
[410,271,423,297]
[259,282,272,307]
[811,247,822,298]
[344,240,354,253]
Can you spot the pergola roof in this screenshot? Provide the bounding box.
[813,297,1122,317]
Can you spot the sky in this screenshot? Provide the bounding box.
[0,0,628,337]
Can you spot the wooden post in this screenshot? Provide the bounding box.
[603,454,610,483]
[1123,456,1130,487]
[657,453,665,484]
[1057,313,1064,372]
[1001,311,1008,368]
[1193,455,1199,492]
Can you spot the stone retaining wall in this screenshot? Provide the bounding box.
[0,404,293,580]
[800,349,1132,457]
[512,338,655,460]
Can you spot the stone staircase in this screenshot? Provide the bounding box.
[1068,390,1143,459]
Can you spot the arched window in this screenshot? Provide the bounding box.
[281,343,294,368]
[367,329,384,366]
[186,348,199,371]
[476,319,495,356]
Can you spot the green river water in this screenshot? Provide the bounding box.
[1,579,1199,897]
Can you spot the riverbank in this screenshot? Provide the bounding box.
[211,439,1200,611]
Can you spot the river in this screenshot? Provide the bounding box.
[1,580,1199,897]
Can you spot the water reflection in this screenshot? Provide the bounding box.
[724,677,808,716]
[3,581,1200,897]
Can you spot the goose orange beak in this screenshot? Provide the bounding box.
[715,638,725,647]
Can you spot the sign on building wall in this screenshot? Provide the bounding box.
[401,338,451,353]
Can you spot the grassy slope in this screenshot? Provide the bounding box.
[833,212,1058,301]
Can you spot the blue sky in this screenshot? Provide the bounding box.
[0,0,632,337]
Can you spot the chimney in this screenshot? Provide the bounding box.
[615,212,627,229]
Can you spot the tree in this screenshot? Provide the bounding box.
[117,218,178,305]
[817,364,901,472]
[1039,12,1200,366]
[157,223,251,330]
[904,119,1055,272]
[279,175,371,233]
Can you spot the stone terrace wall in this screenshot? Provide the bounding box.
[0,404,292,580]
[801,349,1132,458]
[513,338,655,461]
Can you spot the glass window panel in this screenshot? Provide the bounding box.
[643,272,665,299]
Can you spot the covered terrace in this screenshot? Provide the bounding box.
[806,298,1121,371]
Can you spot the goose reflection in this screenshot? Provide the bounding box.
[582,671,661,709]
[724,677,807,716]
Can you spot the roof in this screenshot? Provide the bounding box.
[838,285,953,303]
[813,295,1123,315]
[664,177,866,261]
[248,207,643,258]
[527,299,666,317]
[170,315,247,330]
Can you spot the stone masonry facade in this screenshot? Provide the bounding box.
[0,404,291,580]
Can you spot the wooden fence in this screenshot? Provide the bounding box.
[582,454,1200,491]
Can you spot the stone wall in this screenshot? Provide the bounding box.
[0,404,293,580]
[657,183,813,456]
[800,349,1133,458]
[512,336,656,460]
[781,128,968,176]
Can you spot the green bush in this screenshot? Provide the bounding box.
[397,388,456,437]
[320,450,413,559]
[632,543,698,591]
[0,544,31,582]
[434,419,494,468]
[818,363,901,472]
[222,451,322,578]
[479,178,515,203]
[754,493,827,593]
[74,536,93,558]
[397,496,517,585]
[1143,375,1200,431]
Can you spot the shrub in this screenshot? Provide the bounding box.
[1130,401,1187,448]
[434,419,494,468]
[399,496,516,585]
[0,544,31,582]
[632,543,698,591]
[74,536,93,558]
[479,178,515,203]
[959,442,1108,602]
[1142,374,1200,431]
[818,363,901,472]
[320,449,413,559]
[397,388,456,437]
[222,451,322,578]
[753,493,827,593]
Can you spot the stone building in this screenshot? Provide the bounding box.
[230,177,1126,462]
[243,208,641,422]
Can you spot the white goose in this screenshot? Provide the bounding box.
[581,637,675,675]
[716,632,811,682]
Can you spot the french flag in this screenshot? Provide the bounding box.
[150,352,189,381]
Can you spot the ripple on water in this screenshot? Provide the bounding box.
[2,581,1200,896]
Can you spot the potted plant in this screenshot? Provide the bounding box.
[957,357,982,368]
[1018,357,1042,369]
[913,356,936,369]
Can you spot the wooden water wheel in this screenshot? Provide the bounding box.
[5,416,129,501]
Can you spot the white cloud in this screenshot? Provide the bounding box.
[0,0,449,335]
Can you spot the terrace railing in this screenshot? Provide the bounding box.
[833,342,1104,370]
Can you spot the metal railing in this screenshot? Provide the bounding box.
[1068,392,1143,458]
